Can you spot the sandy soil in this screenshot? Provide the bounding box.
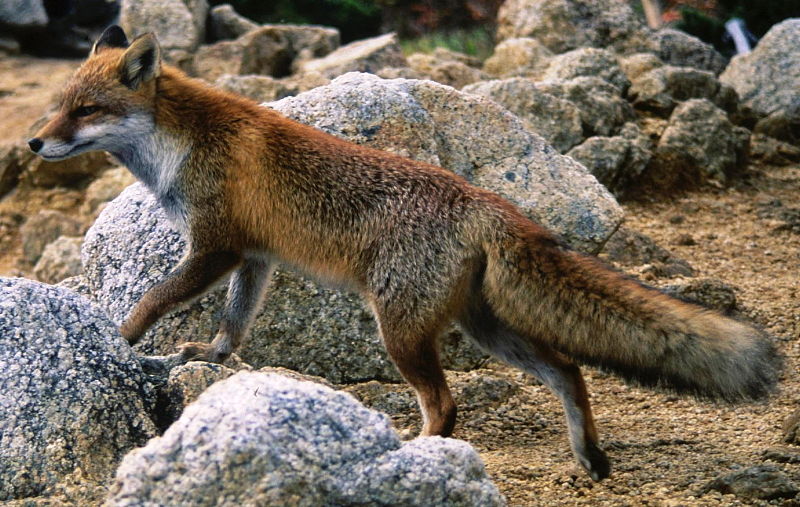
[1,54,798,505]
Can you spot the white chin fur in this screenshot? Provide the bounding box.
[39,142,94,160]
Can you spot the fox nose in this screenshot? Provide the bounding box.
[28,138,43,153]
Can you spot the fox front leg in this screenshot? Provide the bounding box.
[120,250,241,344]
[179,256,273,363]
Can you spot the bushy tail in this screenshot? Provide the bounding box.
[481,222,781,402]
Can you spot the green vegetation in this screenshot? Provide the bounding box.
[399,26,495,58]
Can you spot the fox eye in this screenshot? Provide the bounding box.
[73,105,100,117]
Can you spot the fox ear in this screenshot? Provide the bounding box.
[120,33,161,90]
[91,25,129,55]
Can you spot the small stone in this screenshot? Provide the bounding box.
[663,278,737,314]
[540,47,630,94]
[763,447,800,464]
[406,52,487,89]
[648,28,726,75]
[601,227,693,276]
[208,3,258,41]
[643,99,748,192]
[297,33,406,79]
[23,150,112,188]
[482,37,553,78]
[701,465,799,500]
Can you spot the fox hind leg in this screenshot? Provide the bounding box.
[372,304,457,437]
[459,299,611,481]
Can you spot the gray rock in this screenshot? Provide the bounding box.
[107,372,504,506]
[720,18,800,119]
[297,33,406,79]
[600,227,693,278]
[120,0,208,53]
[160,361,238,424]
[482,37,553,78]
[0,0,47,29]
[0,278,156,501]
[33,235,83,284]
[496,0,649,54]
[541,47,630,94]
[648,28,727,75]
[195,24,340,82]
[20,210,82,265]
[701,465,799,500]
[82,184,222,356]
[566,127,652,198]
[208,3,258,41]
[406,52,488,89]
[628,65,727,115]
[536,77,636,137]
[648,99,747,187]
[463,78,584,153]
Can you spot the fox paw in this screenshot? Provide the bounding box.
[578,443,611,482]
[178,342,224,364]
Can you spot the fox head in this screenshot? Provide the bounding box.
[28,26,162,161]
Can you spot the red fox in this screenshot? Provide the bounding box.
[29,26,779,481]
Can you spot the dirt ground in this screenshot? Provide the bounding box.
[1,54,798,505]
